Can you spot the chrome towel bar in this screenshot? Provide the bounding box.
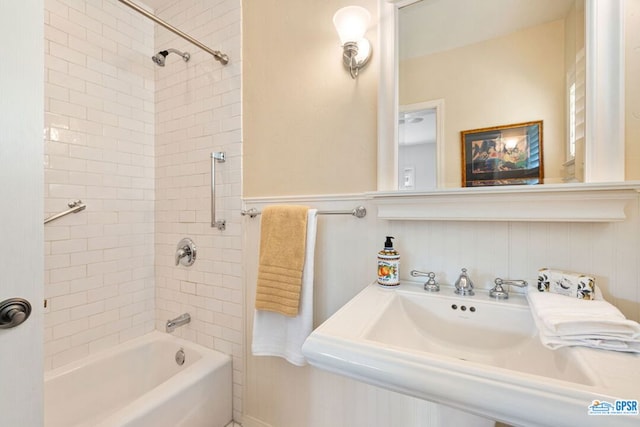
[44,200,86,225]
[241,205,367,219]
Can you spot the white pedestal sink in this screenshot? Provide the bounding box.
[302,281,640,427]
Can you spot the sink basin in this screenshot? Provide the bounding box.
[364,290,593,385]
[302,281,640,427]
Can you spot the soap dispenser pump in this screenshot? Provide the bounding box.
[377,236,400,286]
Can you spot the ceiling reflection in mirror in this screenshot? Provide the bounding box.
[397,0,584,189]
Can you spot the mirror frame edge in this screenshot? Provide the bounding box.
[585,0,625,182]
[378,0,420,191]
[378,0,400,191]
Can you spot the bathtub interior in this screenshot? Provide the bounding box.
[44,333,232,427]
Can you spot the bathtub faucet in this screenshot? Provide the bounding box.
[166,313,191,333]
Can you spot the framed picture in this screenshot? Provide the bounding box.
[461,121,543,187]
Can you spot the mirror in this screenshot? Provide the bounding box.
[378,0,635,192]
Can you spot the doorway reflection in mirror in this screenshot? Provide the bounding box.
[398,99,444,191]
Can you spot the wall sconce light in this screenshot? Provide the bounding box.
[333,6,372,79]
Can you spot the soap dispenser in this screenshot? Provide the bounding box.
[377,236,400,286]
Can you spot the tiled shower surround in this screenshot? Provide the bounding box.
[152,0,243,419]
[44,0,155,370]
[43,0,243,420]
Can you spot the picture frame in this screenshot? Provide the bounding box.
[461,121,543,187]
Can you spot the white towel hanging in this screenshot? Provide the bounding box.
[251,209,318,366]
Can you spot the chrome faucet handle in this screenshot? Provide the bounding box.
[489,278,528,299]
[175,238,196,266]
[454,268,475,296]
[410,270,439,292]
[175,247,187,266]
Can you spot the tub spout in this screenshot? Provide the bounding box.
[166,313,191,333]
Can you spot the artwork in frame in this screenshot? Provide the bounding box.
[461,121,544,187]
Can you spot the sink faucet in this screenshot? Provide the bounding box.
[410,270,439,292]
[489,278,528,299]
[454,268,474,296]
[166,313,191,333]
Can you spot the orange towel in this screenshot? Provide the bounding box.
[255,205,309,316]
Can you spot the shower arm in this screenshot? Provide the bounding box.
[165,48,189,61]
[117,0,229,65]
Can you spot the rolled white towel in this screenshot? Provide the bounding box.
[527,286,640,353]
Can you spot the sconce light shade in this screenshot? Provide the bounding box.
[333,6,371,45]
[333,6,372,79]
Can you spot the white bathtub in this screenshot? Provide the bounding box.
[44,332,232,427]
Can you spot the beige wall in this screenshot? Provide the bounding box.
[242,0,378,197]
[400,20,566,187]
[240,4,640,427]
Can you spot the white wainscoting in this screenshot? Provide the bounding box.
[242,192,640,427]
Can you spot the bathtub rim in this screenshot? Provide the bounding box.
[44,331,231,381]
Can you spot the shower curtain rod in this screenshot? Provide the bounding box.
[117,0,229,65]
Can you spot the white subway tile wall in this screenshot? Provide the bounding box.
[152,0,243,422]
[44,0,155,370]
[45,0,243,419]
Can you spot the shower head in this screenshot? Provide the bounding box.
[151,48,190,67]
[152,51,167,66]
